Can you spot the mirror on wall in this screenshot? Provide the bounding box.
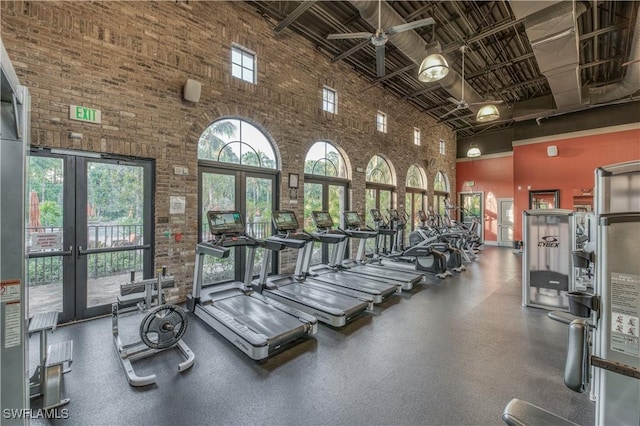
[529,189,559,209]
[572,187,593,212]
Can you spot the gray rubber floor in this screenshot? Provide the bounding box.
[30,246,595,425]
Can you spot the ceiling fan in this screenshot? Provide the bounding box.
[326,0,435,78]
[439,46,504,120]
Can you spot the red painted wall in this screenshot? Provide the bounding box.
[456,127,640,244]
[456,154,514,242]
[512,128,640,240]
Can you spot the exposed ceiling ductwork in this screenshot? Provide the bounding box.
[588,5,640,105]
[511,1,588,109]
[252,1,639,136]
[349,0,489,117]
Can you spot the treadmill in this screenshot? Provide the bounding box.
[186,210,317,361]
[341,211,424,290]
[308,211,401,303]
[256,210,371,327]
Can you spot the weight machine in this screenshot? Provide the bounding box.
[503,161,640,426]
[112,268,195,387]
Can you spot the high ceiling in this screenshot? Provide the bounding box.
[248,1,639,138]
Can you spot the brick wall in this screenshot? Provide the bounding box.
[1,0,456,302]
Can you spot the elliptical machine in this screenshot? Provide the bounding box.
[369,208,449,279]
[414,210,466,273]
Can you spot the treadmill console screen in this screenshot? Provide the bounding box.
[344,211,362,228]
[370,209,383,221]
[207,211,244,235]
[273,210,299,231]
[417,210,428,222]
[312,211,334,229]
[388,209,399,220]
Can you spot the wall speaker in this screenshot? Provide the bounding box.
[547,145,558,157]
[183,79,202,103]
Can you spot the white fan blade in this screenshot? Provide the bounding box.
[327,32,373,40]
[376,44,385,77]
[387,17,435,35]
[447,97,461,105]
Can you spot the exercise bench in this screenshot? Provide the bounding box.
[28,311,73,409]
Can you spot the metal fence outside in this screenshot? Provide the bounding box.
[27,224,145,286]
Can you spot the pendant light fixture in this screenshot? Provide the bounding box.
[476,104,500,122]
[418,40,449,83]
[466,144,481,158]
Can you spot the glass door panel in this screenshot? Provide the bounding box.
[365,188,377,228]
[84,162,146,309]
[304,183,322,232]
[27,152,153,322]
[365,187,393,254]
[304,182,324,265]
[199,169,277,283]
[304,180,348,265]
[460,192,483,242]
[246,176,273,277]
[201,172,236,284]
[328,185,345,228]
[380,190,391,214]
[27,156,67,320]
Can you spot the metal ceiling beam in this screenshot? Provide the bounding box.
[580,56,625,70]
[579,23,628,41]
[441,18,525,54]
[364,64,417,89]
[331,39,371,63]
[274,0,318,33]
[495,76,548,95]
[404,4,436,21]
[401,85,441,100]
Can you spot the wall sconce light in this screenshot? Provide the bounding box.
[466,144,481,158]
[418,41,449,83]
[476,104,500,122]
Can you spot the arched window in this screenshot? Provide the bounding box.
[198,118,278,284]
[433,171,450,216]
[434,171,447,192]
[365,156,395,244]
[304,142,349,264]
[366,155,393,184]
[406,165,424,189]
[198,118,277,169]
[304,141,347,178]
[405,165,427,237]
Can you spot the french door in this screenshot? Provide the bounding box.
[459,192,484,242]
[365,185,393,252]
[303,178,349,264]
[199,166,277,284]
[405,190,425,242]
[27,149,153,323]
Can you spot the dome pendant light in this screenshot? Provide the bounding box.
[418,40,449,83]
[476,104,500,122]
[418,53,449,82]
[466,144,481,158]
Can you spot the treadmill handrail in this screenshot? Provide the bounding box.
[267,235,307,249]
[312,230,347,244]
[339,227,377,239]
[196,242,231,258]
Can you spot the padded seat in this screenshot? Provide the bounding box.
[502,398,579,426]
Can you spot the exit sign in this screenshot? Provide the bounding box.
[69,105,101,124]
